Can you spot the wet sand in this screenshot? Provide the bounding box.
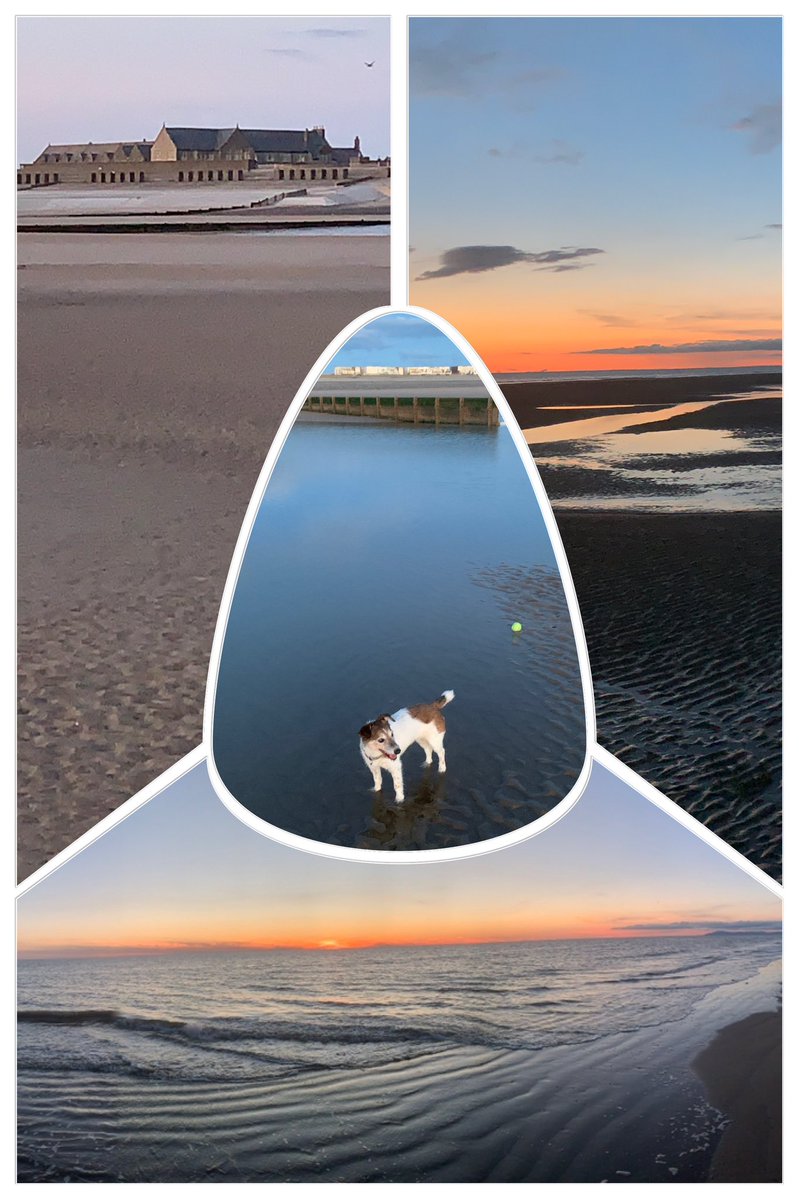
[15,1028,729,1183]
[500,375,782,880]
[17,232,389,880]
[502,371,781,429]
[555,511,781,877]
[692,1010,781,1181]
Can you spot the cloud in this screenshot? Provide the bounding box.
[736,233,764,241]
[579,310,639,329]
[575,337,782,356]
[615,920,781,934]
[488,138,583,166]
[731,102,782,154]
[417,244,604,281]
[410,28,561,105]
[324,313,468,369]
[264,47,308,59]
[305,26,366,38]
[766,223,782,229]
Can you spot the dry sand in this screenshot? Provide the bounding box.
[692,1010,782,1181]
[17,232,389,879]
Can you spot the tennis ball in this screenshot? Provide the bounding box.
[511,621,523,632]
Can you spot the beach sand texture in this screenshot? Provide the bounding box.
[502,376,782,880]
[692,1010,781,1181]
[17,232,389,879]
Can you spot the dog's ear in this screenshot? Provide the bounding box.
[359,723,373,739]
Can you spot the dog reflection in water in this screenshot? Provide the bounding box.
[358,691,454,802]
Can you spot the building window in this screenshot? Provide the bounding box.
[17,173,21,185]
[44,173,49,183]
[321,169,326,180]
[343,169,349,179]
[310,169,316,180]
[26,174,31,184]
[100,172,106,183]
[289,169,295,180]
[188,171,194,181]
[218,170,223,181]
[198,170,204,181]
[178,171,184,182]
[110,172,116,182]
[332,169,338,180]
[53,173,59,183]
[139,172,145,183]
[238,169,243,180]
[300,169,306,180]
[228,170,233,181]
[91,173,97,183]
[35,174,40,184]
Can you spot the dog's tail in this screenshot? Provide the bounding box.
[436,690,455,708]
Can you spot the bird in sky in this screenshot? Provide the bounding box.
[364,61,375,68]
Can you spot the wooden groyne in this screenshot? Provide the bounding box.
[304,391,499,426]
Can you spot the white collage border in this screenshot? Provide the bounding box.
[7,3,792,1195]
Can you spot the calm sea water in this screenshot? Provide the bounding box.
[213,418,586,850]
[17,936,781,1182]
[18,935,780,1086]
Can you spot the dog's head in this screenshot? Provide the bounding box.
[359,715,401,760]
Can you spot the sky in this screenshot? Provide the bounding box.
[16,16,389,165]
[17,759,780,958]
[325,313,469,370]
[410,17,782,374]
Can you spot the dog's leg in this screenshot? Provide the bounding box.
[418,738,434,766]
[433,733,447,774]
[369,763,383,792]
[387,760,405,802]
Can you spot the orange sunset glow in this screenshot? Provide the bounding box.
[17,763,781,961]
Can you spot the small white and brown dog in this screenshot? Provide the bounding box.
[359,690,455,802]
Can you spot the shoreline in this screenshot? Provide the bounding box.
[502,371,781,429]
[692,1010,782,1182]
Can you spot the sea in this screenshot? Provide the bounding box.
[213,418,586,851]
[18,934,781,1182]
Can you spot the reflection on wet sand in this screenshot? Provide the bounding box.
[527,388,781,513]
[522,389,778,445]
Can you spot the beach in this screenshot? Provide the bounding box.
[17,231,389,879]
[17,936,781,1183]
[692,1009,782,1182]
[501,373,782,880]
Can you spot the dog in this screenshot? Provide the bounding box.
[359,691,455,802]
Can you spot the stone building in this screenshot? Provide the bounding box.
[18,124,384,187]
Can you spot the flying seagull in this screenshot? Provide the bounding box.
[364,61,375,67]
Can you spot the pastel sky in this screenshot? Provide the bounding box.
[325,313,469,370]
[17,759,780,958]
[16,17,389,165]
[410,17,782,374]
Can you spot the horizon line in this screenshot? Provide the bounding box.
[17,927,782,961]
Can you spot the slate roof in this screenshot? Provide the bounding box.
[164,127,236,152]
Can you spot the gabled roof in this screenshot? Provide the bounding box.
[164,127,236,152]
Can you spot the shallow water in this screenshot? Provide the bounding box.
[531,389,781,512]
[17,936,781,1182]
[213,418,586,850]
